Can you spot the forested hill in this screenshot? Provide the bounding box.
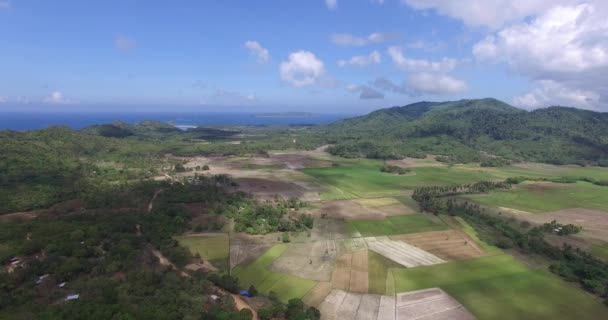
[316,98,608,165]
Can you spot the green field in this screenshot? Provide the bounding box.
[390,254,608,320]
[465,163,608,181]
[303,159,495,198]
[347,214,447,237]
[467,181,608,213]
[591,243,608,261]
[368,250,402,295]
[174,234,229,262]
[232,244,317,303]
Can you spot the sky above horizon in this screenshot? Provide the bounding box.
[0,0,607,113]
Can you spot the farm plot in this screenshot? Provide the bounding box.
[311,218,350,241]
[174,233,229,265]
[365,237,445,267]
[312,199,413,221]
[390,230,485,261]
[347,214,447,237]
[520,208,608,242]
[232,244,317,303]
[234,177,321,202]
[331,250,370,293]
[271,240,344,281]
[229,242,272,269]
[390,254,608,320]
[467,181,608,213]
[396,288,475,320]
[303,281,333,307]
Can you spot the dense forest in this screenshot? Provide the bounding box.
[314,98,608,165]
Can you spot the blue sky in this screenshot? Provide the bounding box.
[0,0,606,112]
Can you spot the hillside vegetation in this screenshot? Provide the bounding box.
[315,98,608,165]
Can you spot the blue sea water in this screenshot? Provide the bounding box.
[0,112,354,131]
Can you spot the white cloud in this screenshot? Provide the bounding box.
[0,96,7,103]
[401,0,582,29]
[347,84,385,99]
[326,0,337,10]
[514,80,600,110]
[408,72,467,94]
[331,32,395,46]
[372,78,414,96]
[473,2,608,109]
[114,36,135,52]
[338,51,381,67]
[244,40,270,63]
[386,46,466,95]
[280,51,326,87]
[387,46,457,72]
[43,91,76,105]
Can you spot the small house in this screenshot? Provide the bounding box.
[65,294,80,301]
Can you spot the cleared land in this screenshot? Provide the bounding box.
[232,244,317,303]
[174,233,229,262]
[468,181,608,213]
[312,198,414,221]
[396,288,475,320]
[303,159,495,198]
[521,208,608,242]
[390,254,608,320]
[271,240,343,281]
[347,214,447,237]
[366,236,445,268]
[390,230,485,261]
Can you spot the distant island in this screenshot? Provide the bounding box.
[254,112,314,118]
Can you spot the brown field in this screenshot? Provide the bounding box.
[390,230,485,261]
[396,288,475,320]
[311,218,350,241]
[303,281,333,307]
[235,177,321,201]
[386,156,444,169]
[331,253,352,290]
[312,199,414,221]
[319,289,348,320]
[349,250,369,293]
[521,208,608,242]
[271,241,343,281]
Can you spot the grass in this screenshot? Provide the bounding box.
[368,250,402,295]
[441,215,502,255]
[463,163,608,181]
[354,197,401,207]
[232,244,317,303]
[347,214,447,237]
[390,254,608,320]
[174,234,229,261]
[467,181,608,213]
[591,243,608,261]
[303,159,495,198]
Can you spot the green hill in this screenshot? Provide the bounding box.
[317,98,608,165]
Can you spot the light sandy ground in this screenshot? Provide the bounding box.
[390,230,485,261]
[520,208,608,242]
[396,288,475,320]
[232,294,259,320]
[319,288,475,320]
[272,241,343,281]
[312,199,415,221]
[365,237,445,267]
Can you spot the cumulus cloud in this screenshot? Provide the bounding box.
[338,51,381,67]
[372,77,415,96]
[331,32,396,46]
[408,73,467,94]
[347,84,385,99]
[473,2,608,110]
[114,36,135,52]
[326,0,337,10]
[401,0,582,29]
[280,51,326,87]
[43,91,76,105]
[513,80,600,110]
[386,46,466,95]
[244,40,270,63]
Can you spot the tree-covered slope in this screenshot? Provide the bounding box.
[317,98,608,164]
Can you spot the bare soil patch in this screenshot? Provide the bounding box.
[235,177,321,201]
[311,218,350,241]
[271,241,343,281]
[390,230,484,261]
[303,281,333,307]
[229,243,272,269]
[522,208,608,242]
[365,236,445,267]
[331,253,352,290]
[349,250,369,293]
[523,182,569,193]
[396,288,475,320]
[386,156,444,169]
[312,199,413,221]
[319,289,347,320]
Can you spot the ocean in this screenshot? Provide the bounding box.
[0,112,354,131]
